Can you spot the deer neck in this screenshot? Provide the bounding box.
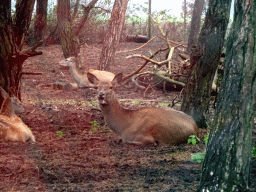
[99,95,132,136]
[69,64,88,86]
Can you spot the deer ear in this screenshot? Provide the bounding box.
[112,73,123,86]
[87,72,99,85]
[0,87,9,100]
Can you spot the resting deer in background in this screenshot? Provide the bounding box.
[87,72,199,145]
[59,57,115,87]
[0,87,35,142]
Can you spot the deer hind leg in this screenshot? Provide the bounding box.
[121,130,156,145]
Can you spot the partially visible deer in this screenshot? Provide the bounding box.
[59,57,115,87]
[87,72,199,145]
[0,87,25,115]
[0,87,35,142]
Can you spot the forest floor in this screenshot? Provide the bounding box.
[0,42,255,191]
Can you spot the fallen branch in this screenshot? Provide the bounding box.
[154,72,185,87]
[122,47,169,82]
[126,54,172,66]
[132,71,185,90]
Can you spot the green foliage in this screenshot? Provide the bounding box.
[56,131,63,139]
[204,133,209,145]
[191,152,205,163]
[187,135,200,145]
[90,120,100,132]
[252,146,256,158]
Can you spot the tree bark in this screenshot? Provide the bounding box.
[98,0,129,70]
[33,0,48,46]
[198,0,256,191]
[57,0,98,59]
[0,0,36,98]
[187,0,205,53]
[181,0,232,128]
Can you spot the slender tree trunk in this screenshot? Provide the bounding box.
[0,0,36,98]
[198,0,256,191]
[57,0,79,59]
[181,0,232,128]
[98,0,129,70]
[57,0,98,59]
[187,0,205,53]
[33,0,48,46]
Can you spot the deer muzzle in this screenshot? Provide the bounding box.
[98,91,107,104]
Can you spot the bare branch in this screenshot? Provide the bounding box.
[74,0,99,36]
[72,0,80,21]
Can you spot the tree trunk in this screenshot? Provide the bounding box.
[33,0,48,46]
[57,0,79,59]
[187,0,205,53]
[98,0,129,70]
[181,0,232,128]
[198,0,255,191]
[0,0,36,98]
[57,0,98,59]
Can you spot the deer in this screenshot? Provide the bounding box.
[87,72,199,145]
[0,87,35,143]
[59,57,115,87]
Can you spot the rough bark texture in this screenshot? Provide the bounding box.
[57,0,98,59]
[0,0,35,98]
[198,0,256,191]
[98,0,129,70]
[57,0,79,59]
[33,0,48,46]
[13,0,36,48]
[181,0,232,128]
[187,0,205,53]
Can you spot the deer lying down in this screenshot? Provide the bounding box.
[87,72,199,145]
[59,57,115,87]
[0,88,35,143]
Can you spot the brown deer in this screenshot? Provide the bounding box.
[59,57,115,87]
[0,88,35,142]
[87,72,199,145]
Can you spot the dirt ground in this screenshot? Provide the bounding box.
[0,42,255,191]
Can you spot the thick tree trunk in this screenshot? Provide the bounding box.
[187,0,205,53]
[0,0,36,98]
[198,0,256,191]
[33,0,48,46]
[98,0,129,70]
[181,0,232,128]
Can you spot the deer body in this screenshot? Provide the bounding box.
[59,57,115,87]
[0,115,35,142]
[0,88,35,143]
[87,73,198,145]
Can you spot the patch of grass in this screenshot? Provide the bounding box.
[158,102,169,107]
[90,120,100,132]
[56,131,63,139]
[88,100,98,107]
[131,100,141,105]
[191,152,205,163]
